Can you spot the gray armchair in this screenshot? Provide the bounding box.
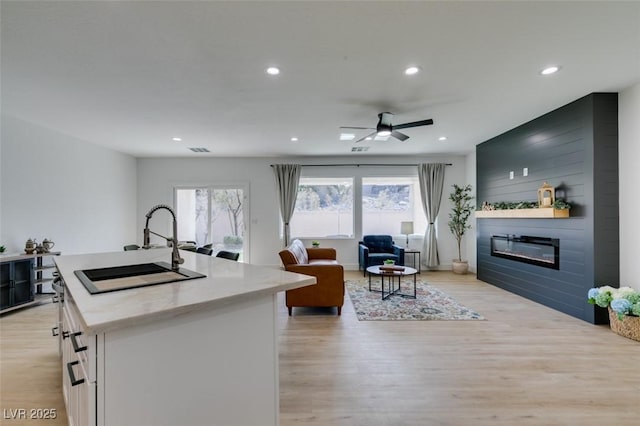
[358,235,404,276]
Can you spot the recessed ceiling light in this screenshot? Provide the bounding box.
[266,67,280,75]
[172,137,182,142]
[340,133,355,141]
[540,66,560,75]
[404,66,420,75]
[365,136,373,141]
[290,137,299,142]
[438,136,447,141]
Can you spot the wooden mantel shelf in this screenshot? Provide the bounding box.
[475,208,570,219]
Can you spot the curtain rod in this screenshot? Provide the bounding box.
[270,163,452,167]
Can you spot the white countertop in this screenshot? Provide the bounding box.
[54,249,316,334]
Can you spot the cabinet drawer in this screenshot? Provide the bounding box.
[63,293,96,383]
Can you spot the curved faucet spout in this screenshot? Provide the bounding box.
[143,204,184,271]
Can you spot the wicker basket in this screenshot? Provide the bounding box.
[608,307,640,342]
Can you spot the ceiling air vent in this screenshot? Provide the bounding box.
[189,147,210,153]
[351,146,369,152]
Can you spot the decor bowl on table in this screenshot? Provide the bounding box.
[588,286,640,341]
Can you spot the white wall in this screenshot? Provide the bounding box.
[0,116,137,255]
[137,155,469,268]
[619,82,640,290]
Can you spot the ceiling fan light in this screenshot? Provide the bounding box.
[376,119,392,137]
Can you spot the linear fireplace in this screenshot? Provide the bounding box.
[490,235,559,270]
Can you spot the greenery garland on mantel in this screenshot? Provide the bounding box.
[479,199,571,211]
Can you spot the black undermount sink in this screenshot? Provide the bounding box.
[74,262,206,294]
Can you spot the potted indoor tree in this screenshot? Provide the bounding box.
[448,184,474,274]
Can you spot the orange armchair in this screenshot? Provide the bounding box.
[278,239,345,316]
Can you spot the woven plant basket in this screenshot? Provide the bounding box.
[608,307,640,342]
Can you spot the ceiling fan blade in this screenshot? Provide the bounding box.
[340,126,375,130]
[354,131,377,143]
[391,130,409,141]
[393,119,434,130]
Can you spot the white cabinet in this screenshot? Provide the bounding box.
[61,285,279,426]
[61,293,96,426]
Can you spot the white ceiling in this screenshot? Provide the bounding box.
[2,1,639,158]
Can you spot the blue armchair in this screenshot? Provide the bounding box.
[358,235,405,276]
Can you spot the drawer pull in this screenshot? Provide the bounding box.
[67,361,85,386]
[51,326,59,337]
[70,332,87,353]
[62,330,70,339]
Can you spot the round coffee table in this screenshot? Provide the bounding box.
[366,265,418,300]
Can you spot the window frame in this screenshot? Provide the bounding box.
[361,175,427,238]
[289,176,355,240]
[173,183,250,262]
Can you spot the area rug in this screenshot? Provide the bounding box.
[346,278,484,321]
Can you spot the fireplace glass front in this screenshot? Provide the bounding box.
[490,235,559,270]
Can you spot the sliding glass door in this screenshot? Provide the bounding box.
[175,185,248,261]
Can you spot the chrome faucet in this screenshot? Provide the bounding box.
[143,204,184,271]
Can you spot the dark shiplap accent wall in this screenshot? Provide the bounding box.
[476,93,618,324]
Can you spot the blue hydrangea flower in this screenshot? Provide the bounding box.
[610,298,632,315]
[587,288,599,299]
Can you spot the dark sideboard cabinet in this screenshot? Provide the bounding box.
[0,258,35,312]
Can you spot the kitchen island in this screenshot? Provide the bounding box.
[54,249,315,426]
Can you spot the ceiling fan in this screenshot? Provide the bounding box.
[340,112,434,143]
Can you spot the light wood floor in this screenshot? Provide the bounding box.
[2,271,639,426]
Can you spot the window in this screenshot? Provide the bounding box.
[175,186,247,261]
[289,177,354,238]
[362,177,426,236]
